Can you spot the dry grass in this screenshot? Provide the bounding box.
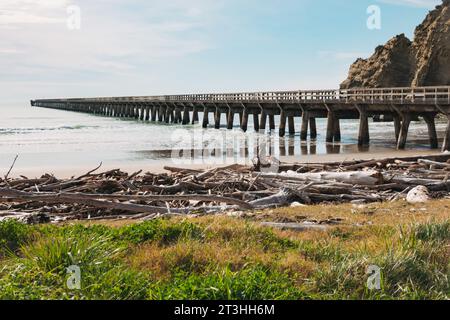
[3,199,446,299]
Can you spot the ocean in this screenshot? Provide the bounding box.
[0,104,446,176]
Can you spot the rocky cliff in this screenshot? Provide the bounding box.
[341,0,450,89]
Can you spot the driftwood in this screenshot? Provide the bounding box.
[1,154,450,224]
[258,170,383,186]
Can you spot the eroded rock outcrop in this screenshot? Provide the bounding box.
[341,0,450,89]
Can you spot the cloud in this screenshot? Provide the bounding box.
[377,0,442,8]
[0,0,70,25]
[0,0,217,79]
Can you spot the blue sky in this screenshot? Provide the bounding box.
[0,0,442,106]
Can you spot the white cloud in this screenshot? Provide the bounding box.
[0,48,22,54]
[0,0,217,78]
[0,0,70,25]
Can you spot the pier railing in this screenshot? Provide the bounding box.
[43,86,450,104]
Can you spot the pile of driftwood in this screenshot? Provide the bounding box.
[1,154,450,224]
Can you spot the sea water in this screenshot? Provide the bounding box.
[0,104,445,174]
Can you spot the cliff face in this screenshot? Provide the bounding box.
[341,0,450,89]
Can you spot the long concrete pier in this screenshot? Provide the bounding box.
[31,86,450,151]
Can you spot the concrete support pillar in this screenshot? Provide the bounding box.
[326,111,336,143]
[227,110,234,130]
[260,111,267,131]
[423,114,438,149]
[279,110,286,137]
[288,116,295,136]
[301,111,309,141]
[182,107,190,125]
[151,106,157,121]
[241,110,249,132]
[202,107,209,128]
[253,113,260,132]
[393,114,401,141]
[165,107,171,124]
[397,113,411,150]
[192,106,199,124]
[135,106,140,120]
[333,116,341,142]
[269,115,275,131]
[215,110,221,129]
[357,106,370,146]
[443,116,450,152]
[158,106,164,122]
[310,117,317,140]
[145,107,150,121]
[173,109,180,124]
[171,110,176,123]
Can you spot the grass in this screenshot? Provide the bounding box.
[0,199,449,300]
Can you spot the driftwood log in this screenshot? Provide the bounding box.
[0,153,449,224]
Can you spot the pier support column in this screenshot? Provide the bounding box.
[269,115,276,131]
[326,111,336,143]
[136,106,140,120]
[241,110,249,132]
[151,106,157,121]
[279,110,286,137]
[301,111,309,141]
[165,107,171,124]
[192,106,199,124]
[423,114,438,149]
[357,105,370,146]
[310,117,317,140]
[393,114,401,141]
[253,113,259,132]
[260,111,267,131]
[333,116,341,142]
[227,110,234,130]
[202,107,209,128]
[172,109,179,124]
[158,106,164,122]
[442,115,450,152]
[397,113,411,150]
[145,106,150,121]
[215,110,221,129]
[288,116,295,136]
[182,107,190,125]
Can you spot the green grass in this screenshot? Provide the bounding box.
[0,219,33,255]
[0,214,449,300]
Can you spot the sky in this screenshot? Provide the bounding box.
[0,0,443,106]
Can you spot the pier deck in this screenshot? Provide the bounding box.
[31,86,450,151]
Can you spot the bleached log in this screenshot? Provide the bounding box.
[418,159,450,169]
[258,170,383,186]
